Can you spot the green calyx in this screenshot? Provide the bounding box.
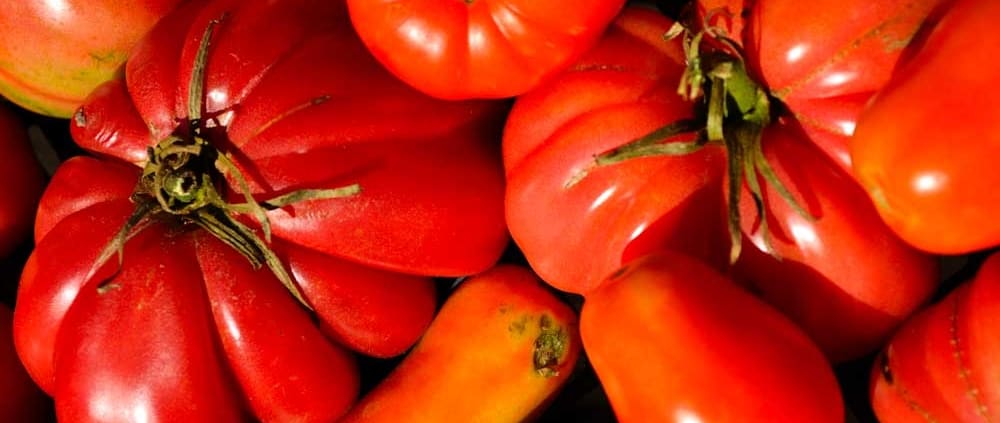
[589,17,813,264]
[89,15,360,310]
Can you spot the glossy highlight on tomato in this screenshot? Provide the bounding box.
[347,0,626,100]
[851,0,1000,254]
[504,5,731,295]
[731,120,938,362]
[582,251,845,423]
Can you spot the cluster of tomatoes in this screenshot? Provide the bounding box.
[0,0,996,422]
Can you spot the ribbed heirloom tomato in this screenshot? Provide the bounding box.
[871,251,1000,422]
[0,0,181,117]
[505,0,941,362]
[503,5,731,295]
[346,0,627,99]
[13,0,509,421]
[739,0,948,177]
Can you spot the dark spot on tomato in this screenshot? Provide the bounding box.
[879,352,894,385]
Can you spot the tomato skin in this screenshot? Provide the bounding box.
[732,121,939,362]
[340,265,580,423]
[0,304,48,422]
[582,252,844,423]
[0,0,181,117]
[346,0,626,100]
[694,0,944,175]
[851,0,1000,254]
[72,0,509,275]
[16,0,509,420]
[504,6,731,295]
[0,103,45,257]
[871,251,1000,422]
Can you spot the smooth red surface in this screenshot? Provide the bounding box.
[347,0,626,99]
[851,0,1000,254]
[0,0,180,117]
[582,252,844,423]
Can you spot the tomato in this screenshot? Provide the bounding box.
[851,0,1000,254]
[0,0,181,117]
[871,251,1000,422]
[0,102,45,257]
[0,303,49,422]
[693,0,946,176]
[748,0,947,176]
[504,5,731,295]
[14,0,509,420]
[341,265,580,422]
[731,120,939,362]
[346,0,626,100]
[582,251,844,422]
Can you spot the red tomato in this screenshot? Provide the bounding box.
[346,0,626,100]
[732,120,939,362]
[0,303,49,422]
[504,6,731,295]
[0,0,181,117]
[851,0,1000,254]
[582,251,844,422]
[0,102,45,257]
[871,251,1000,422]
[747,0,947,176]
[14,0,509,420]
[695,0,946,176]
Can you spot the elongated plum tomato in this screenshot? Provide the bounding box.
[346,0,626,100]
[851,0,1000,254]
[582,251,844,423]
[14,0,509,421]
[0,0,181,117]
[504,5,731,295]
[341,265,580,423]
[731,120,938,362]
[697,0,947,176]
[0,102,45,257]
[871,251,1000,422]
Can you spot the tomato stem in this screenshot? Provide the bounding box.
[90,14,360,310]
[590,16,814,263]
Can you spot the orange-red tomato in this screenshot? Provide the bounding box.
[582,251,844,422]
[851,0,1000,254]
[341,265,580,422]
